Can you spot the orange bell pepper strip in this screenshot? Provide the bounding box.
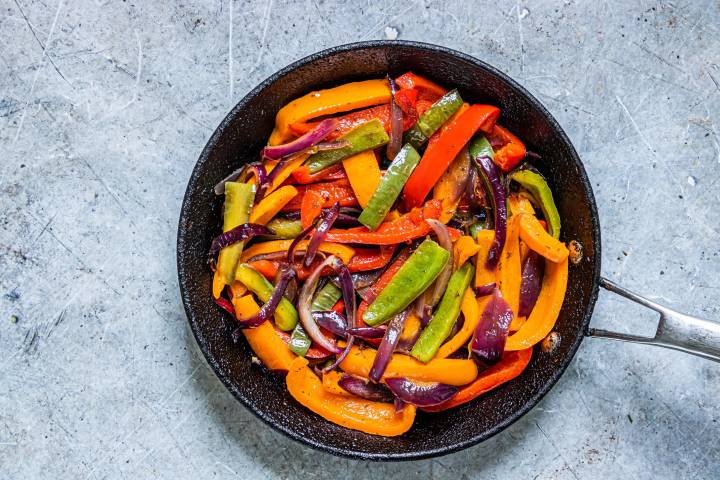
[342,150,381,208]
[281,179,359,212]
[286,357,416,436]
[403,104,501,209]
[486,124,527,172]
[247,260,280,281]
[517,213,569,263]
[474,230,496,288]
[300,189,325,229]
[322,370,351,396]
[505,257,568,350]
[453,236,481,270]
[347,245,397,272]
[324,199,442,245]
[239,239,355,265]
[232,295,297,371]
[339,344,478,386]
[421,348,532,412]
[432,146,471,223]
[508,194,535,216]
[395,72,447,102]
[249,185,299,225]
[265,153,308,194]
[269,79,391,145]
[497,215,522,331]
[290,163,347,184]
[436,288,486,359]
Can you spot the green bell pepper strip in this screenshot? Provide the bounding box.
[216,182,254,285]
[265,218,304,239]
[362,239,450,326]
[288,282,342,356]
[410,262,475,362]
[469,133,494,160]
[234,263,298,331]
[288,325,312,356]
[510,170,561,239]
[358,144,421,230]
[404,89,464,149]
[305,119,389,174]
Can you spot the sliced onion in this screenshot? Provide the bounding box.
[386,75,403,160]
[208,223,272,256]
[276,268,298,302]
[385,377,459,407]
[304,202,340,267]
[369,310,408,383]
[214,297,235,316]
[236,264,296,328]
[474,155,507,269]
[287,223,314,263]
[338,374,394,402]
[349,270,383,290]
[473,283,496,297]
[323,261,356,372]
[262,118,337,159]
[426,219,454,306]
[312,310,347,337]
[471,287,513,364]
[346,326,387,339]
[519,251,544,317]
[394,397,406,413]
[298,256,342,353]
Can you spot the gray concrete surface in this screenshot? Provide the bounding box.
[1,0,719,478]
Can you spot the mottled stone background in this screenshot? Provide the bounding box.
[1,0,719,478]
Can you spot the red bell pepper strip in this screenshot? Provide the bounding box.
[421,348,532,412]
[281,179,359,212]
[486,124,527,172]
[395,72,447,102]
[347,245,397,272]
[394,88,419,129]
[300,189,325,229]
[247,260,280,281]
[403,105,501,209]
[324,199,442,245]
[291,164,347,184]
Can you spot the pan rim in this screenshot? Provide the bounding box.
[177,40,602,461]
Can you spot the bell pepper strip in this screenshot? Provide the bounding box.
[433,147,471,223]
[496,215,522,331]
[356,248,413,326]
[285,357,416,436]
[234,263,299,331]
[300,189,325,229]
[398,312,422,348]
[359,144,421,230]
[394,88,419,128]
[347,245,397,272]
[281,179,360,212]
[290,163,347,185]
[415,100,434,117]
[403,89,464,149]
[288,324,312,356]
[474,230,496,288]
[269,79,391,145]
[267,153,309,194]
[505,257,568,350]
[288,281,344,357]
[265,218,303,239]
[305,119,389,174]
[312,282,343,311]
[324,199,442,245]
[322,370,352,396]
[247,259,280,281]
[338,344,478,386]
[363,239,450,326]
[508,194,536,216]
[436,289,487,359]
[213,182,255,298]
[395,72,447,102]
[274,329,334,359]
[342,150,382,208]
[511,170,562,239]
[486,124,526,172]
[229,280,248,299]
[410,262,475,362]
[518,213,569,263]
[232,295,297,371]
[453,236,481,270]
[403,105,501,209]
[421,348,532,412]
[249,185,299,225]
[239,239,355,265]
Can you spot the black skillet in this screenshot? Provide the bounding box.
[177,41,720,461]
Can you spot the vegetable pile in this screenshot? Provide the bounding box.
[208,73,570,436]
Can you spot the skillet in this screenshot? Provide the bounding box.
[176,41,720,460]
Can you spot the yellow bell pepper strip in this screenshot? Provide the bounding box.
[269,79,392,145]
[234,263,299,331]
[474,229,496,288]
[286,357,416,436]
[213,182,254,298]
[363,239,450,326]
[511,170,562,239]
[433,146,471,223]
[232,295,297,371]
[305,119,389,174]
[497,215,522,331]
[505,257,568,350]
[453,236,481,270]
[239,239,355,265]
[404,89,464,149]
[411,262,475,363]
[266,153,309,194]
[339,344,478,386]
[435,288,486,359]
[249,185,298,225]
[342,150,381,208]
[518,213,569,263]
[508,194,535,216]
[358,144,421,230]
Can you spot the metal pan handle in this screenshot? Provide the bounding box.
[587,277,720,362]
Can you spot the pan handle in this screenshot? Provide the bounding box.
[587,277,720,362]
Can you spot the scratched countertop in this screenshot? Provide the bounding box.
[1,1,719,478]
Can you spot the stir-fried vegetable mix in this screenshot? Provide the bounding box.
[208,73,570,436]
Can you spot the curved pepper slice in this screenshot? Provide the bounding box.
[269,79,391,145]
[511,170,562,239]
[433,146,471,223]
[453,236,481,270]
[403,104,501,209]
[436,288,486,359]
[347,245,397,272]
[286,357,416,436]
[496,214,522,331]
[234,263,298,331]
[395,72,447,102]
[518,213,569,263]
[474,230,496,289]
[291,164,347,185]
[339,344,478,386]
[240,239,354,265]
[281,179,359,212]
[505,257,568,350]
[486,124,526,172]
[421,348,532,412]
[249,185,298,225]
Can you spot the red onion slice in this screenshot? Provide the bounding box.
[346,326,387,339]
[323,261,356,372]
[369,310,408,383]
[312,310,348,337]
[474,155,507,269]
[386,75,403,160]
[426,219,454,306]
[471,287,513,364]
[338,374,394,402]
[214,296,235,316]
[262,118,337,159]
[235,264,296,328]
[208,223,272,256]
[473,283,497,297]
[385,377,459,407]
[287,224,315,264]
[519,251,544,317]
[304,202,340,267]
[298,256,343,353]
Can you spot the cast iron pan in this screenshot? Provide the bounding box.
[177,41,602,460]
